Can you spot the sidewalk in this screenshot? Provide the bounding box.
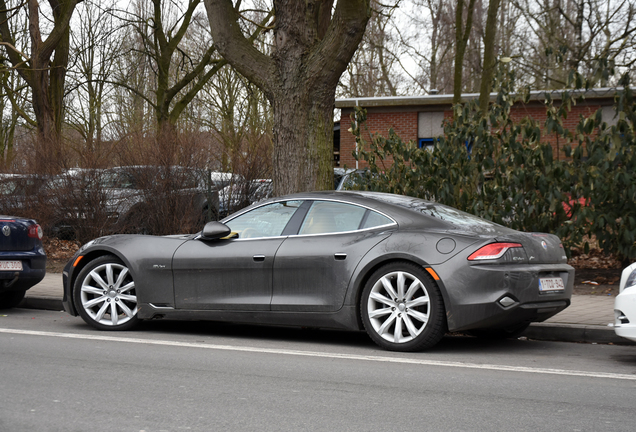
[19,273,634,346]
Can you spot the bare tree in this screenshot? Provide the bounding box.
[0,55,27,169]
[198,63,272,173]
[454,0,478,103]
[394,0,456,95]
[339,2,403,98]
[204,0,371,194]
[512,0,636,88]
[479,0,503,114]
[110,1,155,143]
[0,0,79,173]
[112,0,230,164]
[65,0,122,167]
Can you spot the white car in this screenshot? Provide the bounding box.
[614,262,636,342]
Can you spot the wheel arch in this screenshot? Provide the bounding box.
[350,254,450,331]
[67,248,131,314]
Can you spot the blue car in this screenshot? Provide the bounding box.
[0,216,46,309]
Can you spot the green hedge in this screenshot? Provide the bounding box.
[348,72,636,264]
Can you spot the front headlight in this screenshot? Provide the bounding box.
[625,269,636,290]
[620,264,636,293]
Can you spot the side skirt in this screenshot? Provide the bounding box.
[137,303,361,332]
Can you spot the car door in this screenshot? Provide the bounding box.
[172,200,303,310]
[271,200,396,312]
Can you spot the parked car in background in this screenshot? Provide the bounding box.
[333,168,354,189]
[0,174,49,216]
[334,168,370,191]
[41,168,104,237]
[614,262,636,342]
[0,216,46,309]
[43,166,218,240]
[218,178,272,217]
[62,191,573,352]
[208,171,242,191]
[100,165,219,232]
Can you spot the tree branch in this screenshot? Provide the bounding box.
[204,0,274,96]
[306,0,371,87]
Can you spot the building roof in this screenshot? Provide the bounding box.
[335,87,622,109]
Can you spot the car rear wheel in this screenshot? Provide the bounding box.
[361,262,446,351]
[0,289,26,309]
[74,255,139,330]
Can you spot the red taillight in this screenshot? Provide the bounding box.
[28,224,43,240]
[468,242,522,261]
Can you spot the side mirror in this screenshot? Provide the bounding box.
[201,221,231,240]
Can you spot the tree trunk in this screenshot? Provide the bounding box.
[31,81,61,173]
[453,0,477,104]
[205,0,371,195]
[0,0,78,174]
[271,89,334,193]
[479,0,502,115]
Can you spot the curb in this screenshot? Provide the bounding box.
[19,296,64,312]
[524,322,636,346]
[19,295,636,346]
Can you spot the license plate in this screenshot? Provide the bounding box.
[539,277,564,292]
[0,260,22,271]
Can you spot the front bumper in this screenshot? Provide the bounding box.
[614,286,636,342]
[61,259,77,316]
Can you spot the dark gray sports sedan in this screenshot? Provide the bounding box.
[62,191,573,351]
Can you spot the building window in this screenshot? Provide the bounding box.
[418,112,444,150]
[418,138,435,151]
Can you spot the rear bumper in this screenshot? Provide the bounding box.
[0,251,46,292]
[436,262,574,332]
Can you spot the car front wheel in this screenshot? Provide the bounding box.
[74,255,139,330]
[361,262,446,351]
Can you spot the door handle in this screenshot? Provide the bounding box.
[253,255,265,262]
[334,253,347,260]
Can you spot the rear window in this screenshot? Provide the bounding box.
[363,192,506,232]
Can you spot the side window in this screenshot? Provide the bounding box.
[226,201,303,239]
[361,210,393,229]
[101,171,134,189]
[299,201,366,235]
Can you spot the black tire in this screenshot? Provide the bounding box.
[360,262,447,352]
[467,323,530,339]
[0,289,27,310]
[74,255,140,331]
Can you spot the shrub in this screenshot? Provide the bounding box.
[348,68,636,263]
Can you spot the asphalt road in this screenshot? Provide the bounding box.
[1,308,635,432]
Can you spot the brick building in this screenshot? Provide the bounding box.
[334,89,618,168]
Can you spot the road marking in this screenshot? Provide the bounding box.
[2,327,635,381]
